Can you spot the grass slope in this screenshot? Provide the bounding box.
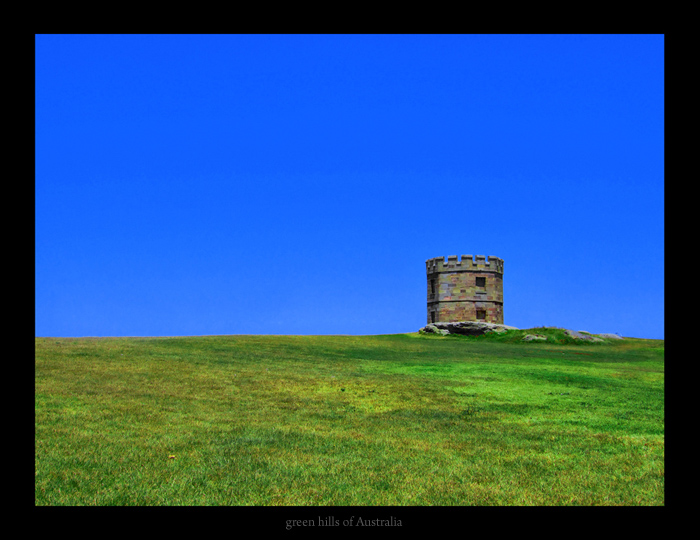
[35,329,664,505]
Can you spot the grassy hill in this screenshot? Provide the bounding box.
[35,329,664,505]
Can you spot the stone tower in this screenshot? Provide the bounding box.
[426,255,504,325]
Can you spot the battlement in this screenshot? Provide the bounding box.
[426,255,504,274]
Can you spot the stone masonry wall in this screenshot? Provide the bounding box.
[426,255,504,325]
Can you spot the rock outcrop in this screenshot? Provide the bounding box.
[419,322,624,340]
[419,321,519,336]
[565,329,604,342]
[596,333,624,340]
[522,334,547,341]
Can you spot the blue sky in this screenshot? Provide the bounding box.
[35,34,664,339]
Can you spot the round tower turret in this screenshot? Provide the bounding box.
[426,255,504,324]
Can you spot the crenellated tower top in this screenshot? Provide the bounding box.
[426,255,504,274]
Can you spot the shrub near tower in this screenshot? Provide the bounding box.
[426,255,504,325]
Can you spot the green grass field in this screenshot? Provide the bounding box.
[35,328,664,505]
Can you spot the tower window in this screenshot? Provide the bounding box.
[431,279,436,295]
[476,310,486,320]
[431,312,437,323]
[476,277,486,287]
